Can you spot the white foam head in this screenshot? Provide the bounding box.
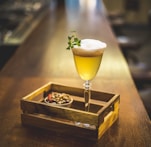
[72,39,107,56]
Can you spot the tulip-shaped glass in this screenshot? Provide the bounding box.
[72,39,106,111]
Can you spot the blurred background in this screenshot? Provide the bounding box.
[104,0,151,118]
[0,0,52,70]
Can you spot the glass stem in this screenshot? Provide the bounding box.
[84,81,91,111]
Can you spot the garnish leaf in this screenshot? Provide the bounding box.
[66,32,81,50]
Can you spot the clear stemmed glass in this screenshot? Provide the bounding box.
[72,39,106,111]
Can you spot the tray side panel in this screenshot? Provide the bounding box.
[21,113,98,140]
[98,100,120,139]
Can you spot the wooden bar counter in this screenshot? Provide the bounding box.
[0,0,151,146]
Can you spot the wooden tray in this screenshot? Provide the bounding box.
[20,82,120,140]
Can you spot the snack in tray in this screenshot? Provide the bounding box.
[44,92,73,107]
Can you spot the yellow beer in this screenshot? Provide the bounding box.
[73,54,103,81]
[72,39,106,81]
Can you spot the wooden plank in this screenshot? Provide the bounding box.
[21,113,98,140]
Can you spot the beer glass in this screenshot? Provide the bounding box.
[72,39,106,111]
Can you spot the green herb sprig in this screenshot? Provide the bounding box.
[66,32,81,50]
